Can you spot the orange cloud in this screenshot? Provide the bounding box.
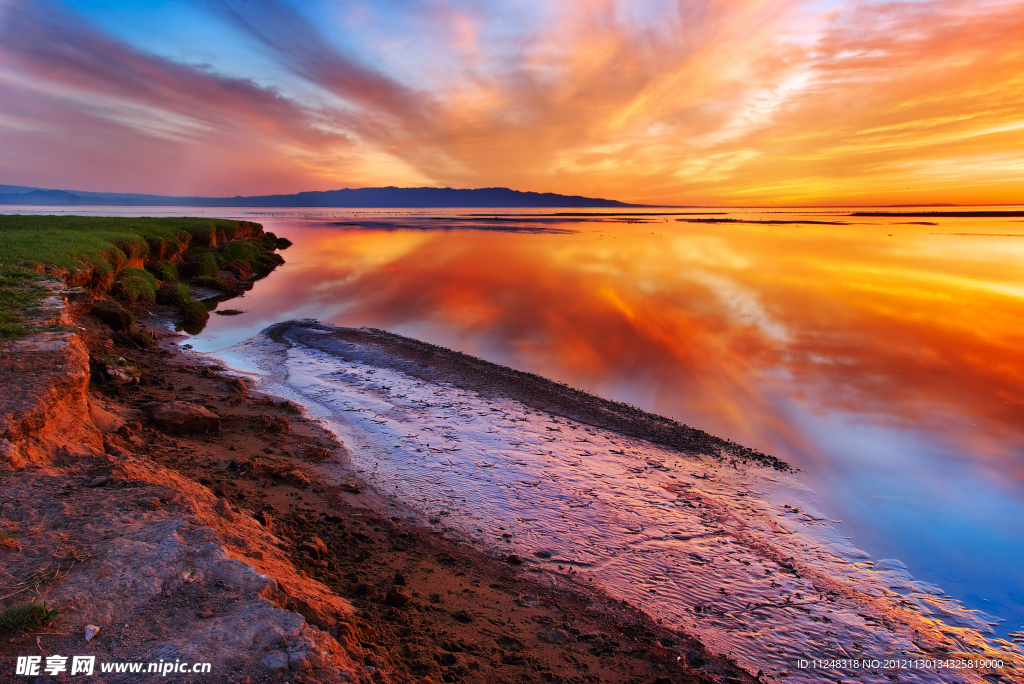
[1,0,1022,202]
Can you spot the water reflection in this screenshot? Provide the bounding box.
[186,208,1024,635]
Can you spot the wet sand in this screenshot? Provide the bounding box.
[214,320,1023,684]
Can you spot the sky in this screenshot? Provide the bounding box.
[0,0,1022,205]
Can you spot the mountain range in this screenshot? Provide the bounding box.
[0,185,645,208]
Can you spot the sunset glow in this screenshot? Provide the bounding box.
[2,0,1023,204]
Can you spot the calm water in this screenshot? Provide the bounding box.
[12,205,1024,639]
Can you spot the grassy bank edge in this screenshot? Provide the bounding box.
[0,215,288,339]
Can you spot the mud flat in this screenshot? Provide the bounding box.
[215,320,1024,684]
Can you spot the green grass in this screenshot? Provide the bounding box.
[183,250,220,279]
[0,266,50,340]
[223,239,261,264]
[0,215,252,273]
[148,260,178,282]
[0,602,61,632]
[115,267,157,304]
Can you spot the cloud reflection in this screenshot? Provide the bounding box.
[205,218,1023,491]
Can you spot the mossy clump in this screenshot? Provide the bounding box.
[148,260,178,283]
[181,299,210,326]
[156,282,191,306]
[114,267,157,304]
[183,251,220,279]
[0,602,61,633]
[223,239,261,265]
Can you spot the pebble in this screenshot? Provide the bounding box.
[537,627,569,645]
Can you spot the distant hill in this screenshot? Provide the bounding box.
[0,186,648,208]
[0,184,44,194]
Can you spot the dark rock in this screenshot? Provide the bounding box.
[288,652,310,672]
[151,401,220,433]
[537,628,569,645]
[393,572,406,586]
[505,554,523,565]
[262,652,288,674]
[91,299,133,332]
[385,586,411,607]
[452,610,473,623]
[686,651,706,668]
[496,636,524,652]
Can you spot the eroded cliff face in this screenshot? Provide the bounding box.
[0,332,102,469]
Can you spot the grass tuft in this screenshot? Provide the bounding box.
[148,260,178,282]
[184,251,220,279]
[0,602,61,632]
[223,239,261,264]
[114,267,157,304]
[181,299,210,326]
[156,282,191,306]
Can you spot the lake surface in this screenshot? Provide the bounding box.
[10,205,1024,643]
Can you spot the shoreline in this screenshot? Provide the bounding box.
[1,296,754,683]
